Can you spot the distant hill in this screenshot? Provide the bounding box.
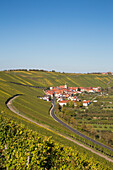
[0,70,113,88]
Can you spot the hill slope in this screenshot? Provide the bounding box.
[0,116,111,169]
[1,70,113,88]
[0,70,113,168]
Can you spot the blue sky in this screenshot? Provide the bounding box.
[0,0,113,72]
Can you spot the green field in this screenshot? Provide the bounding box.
[0,70,113,168]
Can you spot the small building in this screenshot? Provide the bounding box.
[38,95,50,102]
[69,96,77,101]
[93,100,97,102]
[83,100,91,107]
[58,100,69,107]
[87,89,94,93]
[43,96,49,101]
[50,87,53,90]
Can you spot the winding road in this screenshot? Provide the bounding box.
[50,97,113,152]
[6,95,113,163]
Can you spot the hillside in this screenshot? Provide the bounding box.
[0,70,113,168]
[0,115,111,169]
[0,70,113,88]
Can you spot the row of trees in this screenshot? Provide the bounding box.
[55,102,113,148]
[3,68,58,72]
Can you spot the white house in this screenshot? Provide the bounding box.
[88,89,94,93]
[43,96,49,101]
[50,87,53,90]
[83,100,91,107]
[93,100,97,103]
[39,96,50,102]
[58,100,68,107]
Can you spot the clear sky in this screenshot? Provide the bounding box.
[0,0,113,73]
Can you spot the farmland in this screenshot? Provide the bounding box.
[0,70,113,168]
[55,87,113,149]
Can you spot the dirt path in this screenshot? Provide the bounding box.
[6,95,113,163]
[107,78,113,85]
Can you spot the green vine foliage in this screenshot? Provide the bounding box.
[0,116,111,169]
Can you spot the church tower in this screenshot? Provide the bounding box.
[65,82,67,89]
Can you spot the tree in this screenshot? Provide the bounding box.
[77,87,81,91]
[68,101,74,108]
[49,96,51,101]
[59,112,64,118]
[61,107,66,113]
[91,128,97,139]
[55,103,61,113]
[77,101,83,108]
[70,117,78,129]
[81,124,87,131]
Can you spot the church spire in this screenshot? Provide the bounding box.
[65,82,67,89]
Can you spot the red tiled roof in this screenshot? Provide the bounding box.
[83,100,90,103]
[59,100,69,103]
[58,85,65,89]
[68,87,78,90]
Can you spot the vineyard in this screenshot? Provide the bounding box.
[0,115,112,169]
[1,70,113,88]
[0,70,113,168]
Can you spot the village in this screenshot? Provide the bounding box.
[39,83,101,107]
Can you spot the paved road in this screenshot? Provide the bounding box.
[6,95,113,162]
[50,98,113,152]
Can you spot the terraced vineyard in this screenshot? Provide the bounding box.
[1,70,113,88]
[0,70,113,168]
[1,116,112,169]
